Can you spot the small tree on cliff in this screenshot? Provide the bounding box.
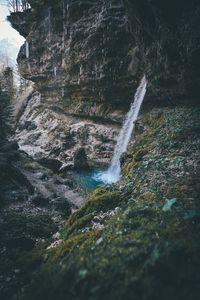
[0,67,14,139]
[7,0,30,12]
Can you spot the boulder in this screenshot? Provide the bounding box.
[73,147,89,169]
[37,158,63,173]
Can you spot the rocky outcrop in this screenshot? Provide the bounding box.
[10,0,142,166]
[0,138,85,298]
[10,0,139,106]
[15,91,119,167]
[9,0,200,106]
[0,134,94,298]
[3,1,200,299]
[9,0,200,166]
[73,147,88,169]
[17,105,200,300]
[125,0,200,102]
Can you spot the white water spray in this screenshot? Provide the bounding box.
[53,66,57,77]
[25,41,29,59]
[95,75,147,184]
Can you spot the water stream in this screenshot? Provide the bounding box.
[25,41,29,59]
[94,75,147,184]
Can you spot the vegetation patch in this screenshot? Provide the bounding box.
[8,106,200,300]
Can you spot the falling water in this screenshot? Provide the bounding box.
[53,66,57,77]
[95,75,147,184]
[79,65,83,76]
[25,41,29,59]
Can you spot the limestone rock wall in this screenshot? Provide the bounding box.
[9,0,200,166]
[10,0,139,108]
[125,0,200,102]
[15,91,119,167]
[9,0,141,166]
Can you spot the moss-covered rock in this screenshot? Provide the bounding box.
[18,105,200,300]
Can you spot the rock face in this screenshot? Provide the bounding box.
[0,139,85,299]
[125,0,200,102]
[15,106,200,300]
[15,91,119,167]
[73,147,88,169]
[9,0,200,165]
[11,0,139,106]
[3,2,200,299]
[9,0,200,104]
[10,0,140,166]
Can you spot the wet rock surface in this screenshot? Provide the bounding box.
[0,140,85,299]
[3,0,200,299]
[10,0,139,106]
[9,0,140,166]
[8,0,200,108]
[15,91,120,167]
[73,147,88,169]
[8,0,200,167]
[125,0,200,102]
[21,106,200,300]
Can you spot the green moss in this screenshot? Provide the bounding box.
[138,191,158,204]
[21,106,200,300]
[67,188,119,219]
[80,188,122,214]
[122,128,156,176]
[48,230,101,264]
[60,186,122,239]
[62,212,95,238]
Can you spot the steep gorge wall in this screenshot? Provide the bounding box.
[8,0,200,167]
[125,0,200,103]
[9,0,140,167]
[10,0,200,104]
[3,2,200,298]
[13,0,139,108]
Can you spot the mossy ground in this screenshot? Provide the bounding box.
[0,211,57,300]
[17,106,200,300]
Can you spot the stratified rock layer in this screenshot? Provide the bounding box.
[9,0,200,165]
[125,0,200,102]
[10,0,142,165]
[15,91,119,167]
[16,0,138,105]
[9,0,200,104]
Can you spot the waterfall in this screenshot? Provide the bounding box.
[95,75,147,184]
[25,41,29,59]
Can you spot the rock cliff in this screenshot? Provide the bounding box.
[9,0,141,167]
[125,0,200,102]
[9,0,200,167]
[2,1,200,299]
